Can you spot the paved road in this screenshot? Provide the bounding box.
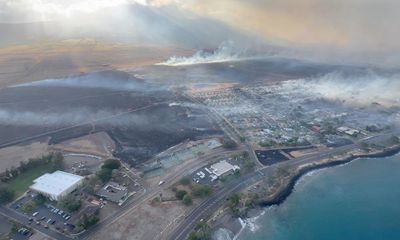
[168,132,399,240]
[0,206,71,240]
[79,147,245,239]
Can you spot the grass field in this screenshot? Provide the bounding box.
[6,164,55,198]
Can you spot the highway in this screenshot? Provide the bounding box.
[78,147,245,239]
[167,132,399,240]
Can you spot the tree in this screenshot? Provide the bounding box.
[34,194,46,205]
[79,213,99,229]
[97,168,112,183]
[50,152,64,171]
[59,194,82,212]
[221,138,237,149]
[226,193,241,216]
[179,177,191,185]
[175,190,188,200]
[0,186,14,204]
[102,159,121,170]
[182,194,193,205]
[188,221,211,240]
[111,169,119,179]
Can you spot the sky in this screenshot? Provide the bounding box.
[1,0,399,64]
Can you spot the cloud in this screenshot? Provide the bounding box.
[0,0,148,22]
[184,0,400,52]
[1,0,400,66]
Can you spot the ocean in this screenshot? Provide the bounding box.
[236,154,400,240]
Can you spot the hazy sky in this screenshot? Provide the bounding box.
[1,0,399,53]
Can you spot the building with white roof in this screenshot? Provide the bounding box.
[210,160,240,178]
[29,171,84,201]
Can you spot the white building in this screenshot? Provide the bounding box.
[30,171,84,201]
[210,160,240,178]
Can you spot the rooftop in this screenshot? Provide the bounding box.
[30,171,84,196]
[210,160,240,177]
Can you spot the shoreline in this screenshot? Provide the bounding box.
[259,145,400,207]
[212,144,400,239]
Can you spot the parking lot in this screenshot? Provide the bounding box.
[29,204,74,232]
[191,166,217,185]
[11,194,75,233]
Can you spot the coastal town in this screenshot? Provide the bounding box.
[0,77,399,240]
[0,1,399,240]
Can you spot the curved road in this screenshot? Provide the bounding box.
[168,133,398,240]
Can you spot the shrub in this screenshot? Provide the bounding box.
[102,159,121,170]
[179,177,191,185]
[175,190,188,200]
[97,168,112,183]
[221,138,237,149]
[182,194,193,206]
[0,186,14,204]
[58,194,82,212]
[78,213,99,229]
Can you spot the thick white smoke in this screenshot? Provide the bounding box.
[0,108,116,126]
[0,107,162,127]
[281,72,400,107]
[11,71,163,91]
[157,41,256,66]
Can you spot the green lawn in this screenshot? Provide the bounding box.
[7,164,55,198]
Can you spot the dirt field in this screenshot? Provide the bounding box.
[92,201,187,240]
[53,131,116,158]
[0,140,49,171]
[0,39,192,89]
[289,146,329,158]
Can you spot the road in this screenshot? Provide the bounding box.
[78,147,245,239]
[167,132,399,240]
[0,206,71,240]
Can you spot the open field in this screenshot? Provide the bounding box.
[5,163,55,197]
[0,39,192,89]
[53,131,115,158]
[92,200,187,240]
[0,140,49,171]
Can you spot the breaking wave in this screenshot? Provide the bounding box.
[157,41,253,66]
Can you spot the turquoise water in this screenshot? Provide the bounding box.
[239,154,400,240]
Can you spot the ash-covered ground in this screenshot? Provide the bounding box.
[1,57,398,166]
[0,70,221,166]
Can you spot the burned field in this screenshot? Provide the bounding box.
[255,150,290,166]
[0,70,221,166]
